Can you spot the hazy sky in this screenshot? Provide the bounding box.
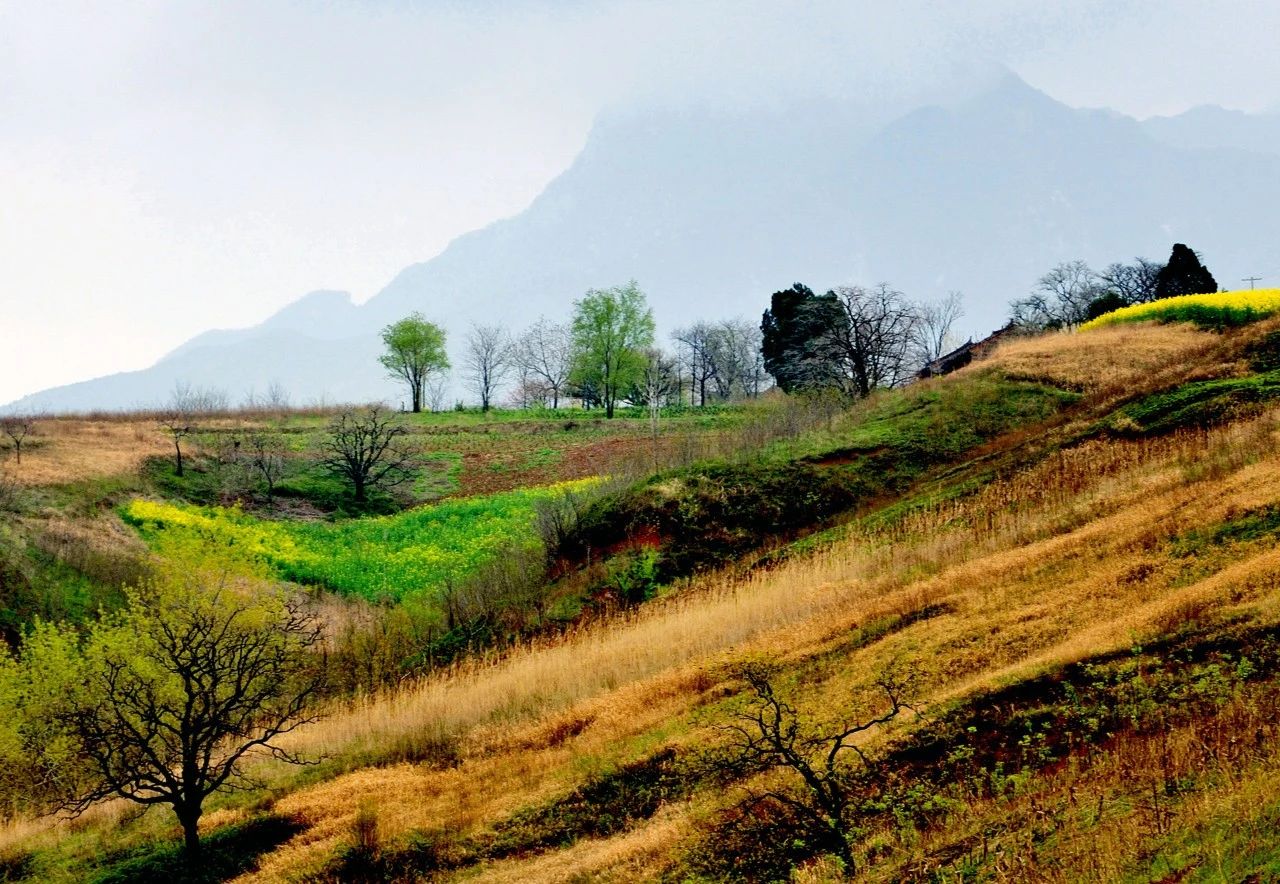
[3,0,1279,405]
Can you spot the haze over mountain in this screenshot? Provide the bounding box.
[9,73,1280,413]
[1141,105,1280,156]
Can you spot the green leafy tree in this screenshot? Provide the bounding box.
[7,565,323,856]
[569,282,656,418]
[379,314,449,413]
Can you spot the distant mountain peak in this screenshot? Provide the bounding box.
[11,81,1280,413]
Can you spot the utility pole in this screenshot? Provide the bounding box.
[1243,276,1263,289]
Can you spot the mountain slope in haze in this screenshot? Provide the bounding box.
[1142,104,1280,156]
[158,290,363,366]
[34,331,386,413]
[11,73,1280,413]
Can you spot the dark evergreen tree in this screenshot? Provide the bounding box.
[1155,243,1218,299]
[1085,291,1128,321]
[760,284,844,393]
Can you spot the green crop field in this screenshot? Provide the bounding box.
[122,477,600,602]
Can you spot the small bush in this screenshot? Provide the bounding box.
[1171,504,1280,556]
[1245,330,1280,373]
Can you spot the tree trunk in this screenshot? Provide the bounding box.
[176,803,202,856]
[354,477,367,502]
[174,440,184,477]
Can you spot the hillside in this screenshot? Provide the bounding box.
[12,72,1280,413]
[7,313,1280,881]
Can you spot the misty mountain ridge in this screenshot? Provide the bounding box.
[1141,104,1280,156]
[10,72,1280,413]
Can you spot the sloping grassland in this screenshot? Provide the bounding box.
[230,322,1280,881]
[12,320,1280,882]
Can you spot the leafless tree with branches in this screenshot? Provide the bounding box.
[711,318,767,400]
[705,663,917,872]
[912,290,965,367]
[514,318,573,409]
[247,431,287,502]
[155,384,204,477]
[823,284,921,398]
[320,406,417,502]
[673,321,720,407]
[1100,258,1163,304]
[1010,260,1105,331]
[638,348,679,462]
[0,414,35,465]
[464,324,514,411]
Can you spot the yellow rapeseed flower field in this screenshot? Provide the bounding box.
[1081,288,1280,330]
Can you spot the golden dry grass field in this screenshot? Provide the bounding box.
[3,419,171,487]
[212,409,1280,882]
[8,323,1280,882]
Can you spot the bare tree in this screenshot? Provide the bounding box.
[711,318,766,401]
[320,406,417,502]
[464,324,514,412]
[514,318,573,409]
[638,348,679,459]
[247,431,287,502]
[1010,261,1104,331]
[169,382,229,414]
[0,415,35,465]
[673,322,720,407]
[912,291,965,367]
[265,380,292,411]
[425,375,449,413]
[1100,258,1163,304]
[824,284,921,398]
[705,664,915,872]
[155,385,201,477]
[508,371,552,409]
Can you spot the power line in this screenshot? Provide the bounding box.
[1243,276,1264,289]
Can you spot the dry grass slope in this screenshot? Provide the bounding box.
[228,409,1280,880]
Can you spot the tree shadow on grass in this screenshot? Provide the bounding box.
[88,814,307,884]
